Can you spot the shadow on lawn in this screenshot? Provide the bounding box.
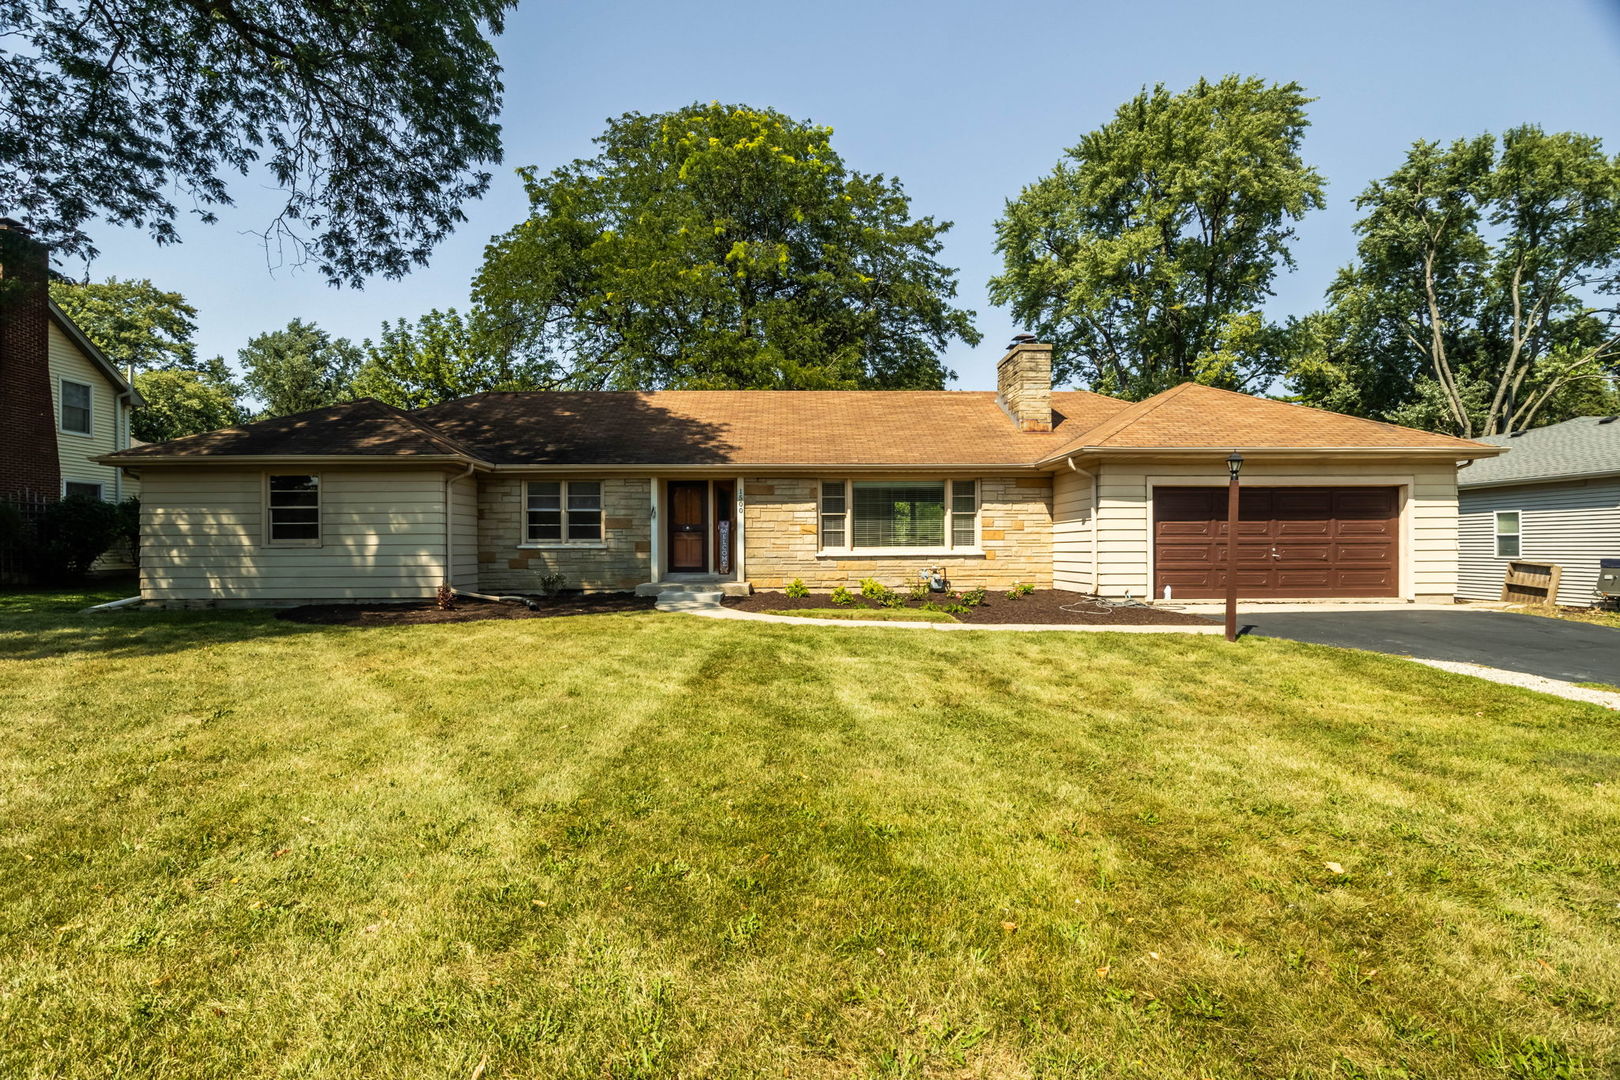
[0,604,330,662]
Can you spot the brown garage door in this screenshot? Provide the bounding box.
[1153,486,1399,599]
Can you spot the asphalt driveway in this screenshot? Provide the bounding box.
[1246,609,1620,686]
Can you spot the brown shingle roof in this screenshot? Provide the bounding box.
[1044,383,1494,458]
[409,390,1131,466]
[108,399,482,460]
[106,384,1497,467]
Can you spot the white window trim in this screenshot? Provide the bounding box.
[522,480,605,547]
[62,479,105,500]
[59,378,93,436]
[263,472,322,548]
[1494,509,1521,558]
[815,478,981,557]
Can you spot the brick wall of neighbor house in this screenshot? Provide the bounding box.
[477,475,651,593]
[0,221,62,499]
[742,476,1052,591]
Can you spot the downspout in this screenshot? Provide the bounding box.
[1066,457,1100,594]
[114,390,132,501]
[443,463,476,589]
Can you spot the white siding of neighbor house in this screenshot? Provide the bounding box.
[1052,467,1096,592]
[1457,478,1620,607]
[450,472,479,589]
[1085,460,1462,601]
[138,466,453,603]
[48,320,135,500]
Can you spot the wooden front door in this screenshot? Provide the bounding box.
[1153,486,1399,599]
[668,481,708,572]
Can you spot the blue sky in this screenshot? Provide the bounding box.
[78,0,1620,392]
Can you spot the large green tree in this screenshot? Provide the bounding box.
[1289,127,1620,436]
[352,308,538,409]
[990,76,1325,399]
[0,0,512,285]
[131,359,249,442]
[238,319,362,417]
[474,102,980,390]
[49,278,198,374]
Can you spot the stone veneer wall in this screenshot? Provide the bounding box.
[477,476,651,593]
[743,476,1052,591]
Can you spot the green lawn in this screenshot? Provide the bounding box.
[2,591,1617,1079]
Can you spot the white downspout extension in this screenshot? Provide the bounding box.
[1065,457,1099,593]
[443,463,476,589]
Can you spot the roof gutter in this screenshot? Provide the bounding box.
[92,452,490,468]
[1458,468,1620,491]
[1040,445,1502,468]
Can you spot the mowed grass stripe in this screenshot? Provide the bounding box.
[0,599,1616,1078]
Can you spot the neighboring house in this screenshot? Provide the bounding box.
[1456,416,1620,607]
[101,341,1499,607]
[0,219,142,505]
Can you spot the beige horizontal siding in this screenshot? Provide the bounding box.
[1052,468,1095,592]
[49,320,133,501]
[138,467,455,603]
[451,474,478,588]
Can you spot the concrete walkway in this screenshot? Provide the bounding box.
[1408,658,1620,710]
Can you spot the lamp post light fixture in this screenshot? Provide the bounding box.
[1225,452,1244,642]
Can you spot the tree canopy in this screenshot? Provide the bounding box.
[352,308,539,409]
[131,359,249,442]
[1,0,512,285]
[473,102,980,390]
[238,319,361,417]
[50,278,198,373]
[1288,127,1620,436]
[990,76,1325,399]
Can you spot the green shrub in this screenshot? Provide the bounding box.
[538,571,567,595]
[858,577,888,600]
[29,495,122,583]
[114,497,140,568]
[957,586,987,608]
[0,501,24,549]
[830,585,855,606]
[1005,581,1034,600]
[907,581,930,602]
[785,578,809,599]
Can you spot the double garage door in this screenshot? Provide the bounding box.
[1154,486,1399,599]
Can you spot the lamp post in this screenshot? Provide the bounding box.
[1225,452,1244,642]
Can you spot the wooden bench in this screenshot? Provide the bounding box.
[1501,561,1562,606]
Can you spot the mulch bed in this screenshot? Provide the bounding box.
[279,594,656,626]
[724,590,1216,626]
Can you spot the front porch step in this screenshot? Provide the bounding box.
[654,586,726,612]
[636,579,752,599]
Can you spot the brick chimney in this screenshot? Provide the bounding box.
[996,335,1053,432]
[0,219,62,499]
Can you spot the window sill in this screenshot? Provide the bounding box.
[518,541,607,550]
[816,548,983,558]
